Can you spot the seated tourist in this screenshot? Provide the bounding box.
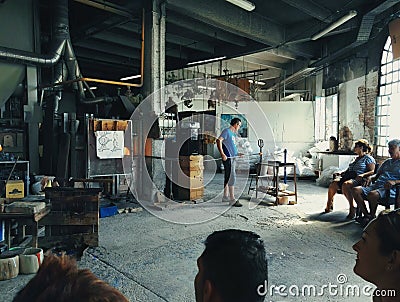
[353,139,400,226]
[324,139,376,219]
[194,229,268,302]
[353,209,400,301]
[13,253,129,302]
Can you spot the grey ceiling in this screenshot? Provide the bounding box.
[39,0,400,90]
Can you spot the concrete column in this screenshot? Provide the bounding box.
[143,0,166,114]
[25,66,40,174]
[140,0,167,201]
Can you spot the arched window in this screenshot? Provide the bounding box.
[376,36,400,156]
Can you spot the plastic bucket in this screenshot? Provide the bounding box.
[19,248,43,274]
[0,254,19,280]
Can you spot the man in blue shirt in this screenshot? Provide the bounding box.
[216,117,242,207]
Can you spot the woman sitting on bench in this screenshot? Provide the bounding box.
[324,139,376,219]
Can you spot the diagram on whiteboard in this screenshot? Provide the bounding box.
[95,131,124,159]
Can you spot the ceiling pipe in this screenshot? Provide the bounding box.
[311,0,400,67]
[0,42,66,66]
[41,9,145,90]
[0,0,69,66]
[0,0,144,103]
[73,0,133,19]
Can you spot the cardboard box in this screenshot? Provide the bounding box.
[277,196,289,205]
[6,180,24,199]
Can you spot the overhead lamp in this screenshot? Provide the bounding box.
[187,56,226,66]
[83,86,97,91]
[120,74,141,81]
[249,79,265,85]
[225,0,255,11]
[198,85,216,90]
[311,10,357,41]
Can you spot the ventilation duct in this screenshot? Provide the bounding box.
[311,0,399,67]
[0,0,35,107]
[0,0,113,104]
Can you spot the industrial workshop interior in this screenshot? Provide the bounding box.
[1,0,400,301]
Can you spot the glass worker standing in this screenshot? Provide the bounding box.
[216,117,243,207]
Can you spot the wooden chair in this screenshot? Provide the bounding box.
[335,163,379,195]
[355,178,400,221]
[379,183,400,210]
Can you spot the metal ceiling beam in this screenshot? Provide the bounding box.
[115,13,248,48]
[166,0,284,47]
[78,60,135,77]
[93,31,141,48]
[74,39,141,60]
[166,33,215,54]
[280,0,333,22]
[75,47,138,66]
[167,0,317,59]
[73,0,133,19]
[71,16,131,43]
[166,11,247,47]
[232,56,284,70]
[264,67,315,91]
[93,30,189,59]
[113,21,214,53]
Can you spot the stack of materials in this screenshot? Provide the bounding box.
[173,155,204,201]
[5,201,45,214]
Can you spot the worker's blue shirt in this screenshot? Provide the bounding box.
[220,128,238,158]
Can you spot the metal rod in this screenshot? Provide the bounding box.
[283,149,287,184]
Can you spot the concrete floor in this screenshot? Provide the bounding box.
[1,175,384,302]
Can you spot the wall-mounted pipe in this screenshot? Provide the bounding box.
[0,2,144,98]
[0,0,69,66]
[39,9,145,91]
[0,41,66,66]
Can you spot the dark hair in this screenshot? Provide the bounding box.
[230,118,241,126]
[13,254,129,302]
[201,229,268,302]
[355,139,371,153]
[374,209,400,255]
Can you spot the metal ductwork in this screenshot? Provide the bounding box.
[312,0,400,67]
[0,0,107,104]
[0,42,66,66]
[0,0,68,67]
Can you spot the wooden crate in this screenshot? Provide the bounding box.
[179,155,204,170]
[42,188,101,247]
[172,186,204,201]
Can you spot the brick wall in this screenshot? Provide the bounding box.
[357,85,378,142]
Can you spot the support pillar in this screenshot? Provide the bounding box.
[139,0,166,201]
[25,66,41,174]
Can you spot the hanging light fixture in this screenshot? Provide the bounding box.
[225,0,255,12]
[311,10,357,41]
